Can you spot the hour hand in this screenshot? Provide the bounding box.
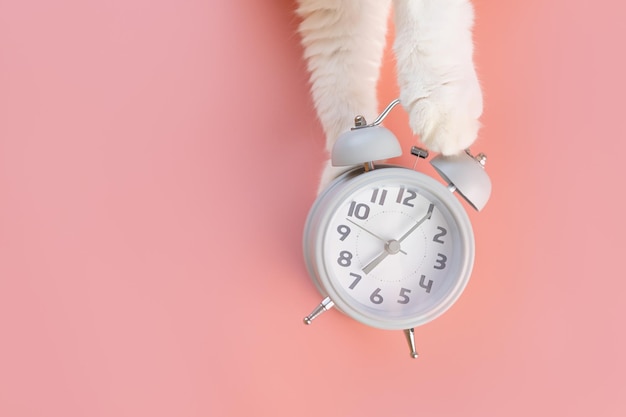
[362,240,402,275]
[362,251,389,275]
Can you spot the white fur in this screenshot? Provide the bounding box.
[295,0,391,190]
[296,0,482,191]
[394,0,482,155]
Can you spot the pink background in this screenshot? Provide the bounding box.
[1,0,625,416]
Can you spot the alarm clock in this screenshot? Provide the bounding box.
[302,99,491,358]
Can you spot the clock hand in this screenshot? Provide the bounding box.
[362,251,389,275]
[397,204,434,243]
[362,204,433,275]
[346,218,407,255]
[362,240,402,275]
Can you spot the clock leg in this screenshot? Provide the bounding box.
[303,296,334,325]
[404,328,419,359]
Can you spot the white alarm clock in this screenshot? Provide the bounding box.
[302,99,491,358]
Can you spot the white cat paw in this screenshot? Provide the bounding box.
[402,72,483,155]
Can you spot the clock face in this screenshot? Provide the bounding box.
[306,167,474,330]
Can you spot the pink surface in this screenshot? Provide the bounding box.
[1,0,625,416]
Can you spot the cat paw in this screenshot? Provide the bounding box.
[392,0,483,155]
[401,72,483,155]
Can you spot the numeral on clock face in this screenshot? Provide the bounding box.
[337,251,353,267]
[370,188,388,205]
[396,187,417,207]
[433,226,447,244]
[337,224,351,241]
[419,275,433,293]
[397,288,411,304]
[347,201,370,219]
[348,272,362,289]
[434,253,447,270]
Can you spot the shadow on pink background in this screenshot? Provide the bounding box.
[1,0,624,416]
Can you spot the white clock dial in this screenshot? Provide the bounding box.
[304,167,474,330]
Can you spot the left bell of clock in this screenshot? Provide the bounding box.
[331,99,403,168]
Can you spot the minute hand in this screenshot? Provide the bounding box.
[397,204,434,243]
[346,218,407,255]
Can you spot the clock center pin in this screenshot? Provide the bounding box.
[385,240,401,255]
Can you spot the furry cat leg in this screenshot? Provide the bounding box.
[296,0,392,191]
[393,0,483,155]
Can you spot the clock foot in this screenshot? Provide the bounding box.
[404,328,419,359]
[303,296,334,325]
